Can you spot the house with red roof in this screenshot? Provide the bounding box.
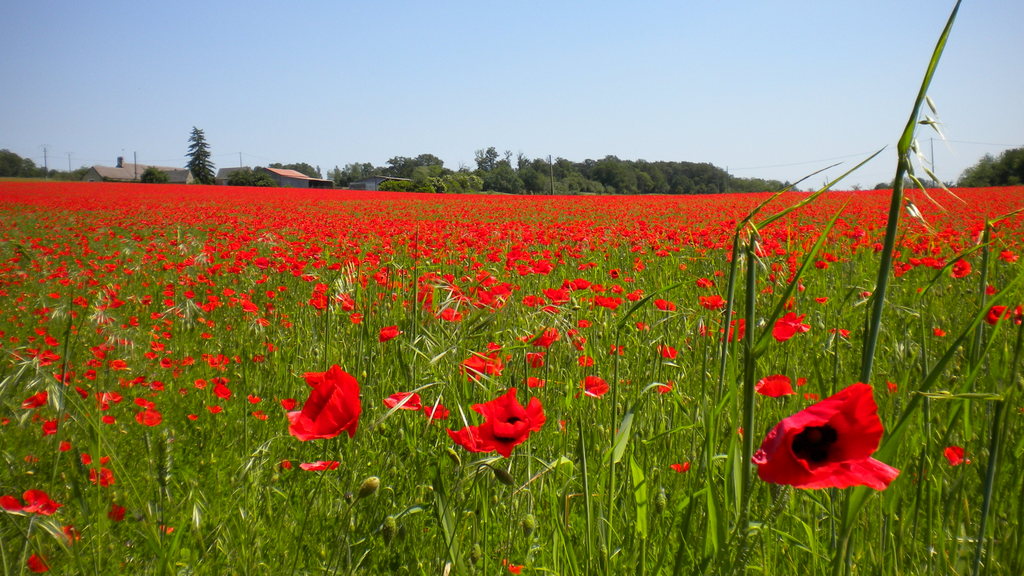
[259,167,333,188]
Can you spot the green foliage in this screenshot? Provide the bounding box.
[439,171,483,194]
[269,162,322,179]
[328,162,376,187]
[384,154,445,179]
[958,147,1024,187]
[0,149,89,180]
[185,126,215,184]
[0,149,45,178]
[474,147,500,172]
[330,149,788,196]
[482,162,522,194]
[227,167,276,187]
[377,178,415,192]
[140,166,170,184]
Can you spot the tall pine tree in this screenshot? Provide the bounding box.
[186,127,215,184]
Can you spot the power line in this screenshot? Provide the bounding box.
[730,150,882,172]
[942,139,1022,148]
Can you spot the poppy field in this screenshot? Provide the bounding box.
[1,180,1023,574]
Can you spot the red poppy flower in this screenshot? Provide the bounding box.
[670,462,691,473]
[985,305,1010,325]
[89,467,116,487]
[21,391,48,409]
[379,325,402,342]
[213,381,232,400]
[725,318,746,342]
[658,344,678,359]
[699,295,726,310]
[27,553,49,573]
[438,308,463,322]
[422,403,450,421]
[108,502,126,522]
[654,299,676,311]
[582,375,609,398]
[446,388,545,458]
[755,374,796,397]
[951,259,971,278]
[461,352,505,381]
[135,408,163,426]
[943,445,969,466]
[299,460,340,471]
[530,327,560,348]
[383,392,422,411]
[287,365,361,441]
[752,383,899,490]
[772,312,810,342]
[593,295,623,309]
[3,489,62,516]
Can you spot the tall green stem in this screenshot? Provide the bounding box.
[739,231,759,529]
[860,0,961,384]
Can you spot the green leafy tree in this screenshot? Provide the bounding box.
[0,149,44,178]
[958,148,1024,187]
[227,168,276,187]
[140,166,169,184]
[482,160,523,194]
[474,147,499,172]
[378,179,416,192]
[186,127,215,184]
[385,154,445,179]
[329,162,378,187]
[440,172,484,194]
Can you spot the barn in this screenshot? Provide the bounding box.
[259,167,333,189]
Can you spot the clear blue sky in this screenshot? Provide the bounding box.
[2,0,1021,190]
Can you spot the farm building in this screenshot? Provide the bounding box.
[259,167,333,189]
[215,167,246,185]
[84,157,193,184]
[346,176,413,191]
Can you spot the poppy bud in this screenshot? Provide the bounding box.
[654,487,668,515]
[470,543,483,565]
[381,515,397,544]
[358,476,380,499]
[446,447,462,467]
[521,513,536,537]
[489,465,515,486]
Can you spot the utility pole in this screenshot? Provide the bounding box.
[930,137,935,177]
[239,152,243,168]
[43,145,48,180]
[67,153,72,172]
[134,151,138,181]
[548,155,554,195]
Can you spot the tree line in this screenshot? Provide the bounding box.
[327,148,790,195]
[6,142,1021,193]
[0,149,90,181]
[956,147,1024,187]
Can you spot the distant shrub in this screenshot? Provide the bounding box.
[140,166,169,184]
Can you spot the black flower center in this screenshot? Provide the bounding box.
[791,425,838,463]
